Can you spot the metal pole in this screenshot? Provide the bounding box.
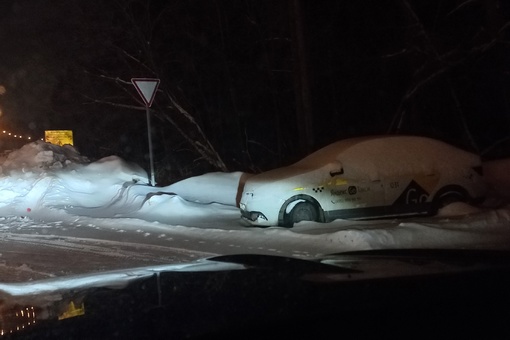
[146,106,156,186]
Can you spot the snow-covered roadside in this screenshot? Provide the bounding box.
[0,140,509,264]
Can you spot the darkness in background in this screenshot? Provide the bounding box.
[0,0,509,183]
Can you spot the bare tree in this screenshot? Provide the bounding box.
[78,0,229,177]
[388,0,510,152]
[290,0,314,156]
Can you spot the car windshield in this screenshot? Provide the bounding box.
[0,0,509,338]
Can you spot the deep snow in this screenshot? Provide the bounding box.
[0,140,509,280]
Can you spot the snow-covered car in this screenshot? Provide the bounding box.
[240,135,486,227]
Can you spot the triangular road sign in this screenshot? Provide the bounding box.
[131,78,160,107]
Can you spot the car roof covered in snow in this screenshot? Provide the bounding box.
[295,135,480,180]
[245,135,481,184]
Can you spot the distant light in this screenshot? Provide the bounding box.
[0,85,5,95]
[0,129,34,141]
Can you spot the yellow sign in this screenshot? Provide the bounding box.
[45,130,73,146]
[58,301,85,320]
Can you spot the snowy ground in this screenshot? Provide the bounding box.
[0,141,510,283]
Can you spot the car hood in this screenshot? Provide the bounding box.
[3,249,510,338]
[246,164,313,183]
[242,165,320,194]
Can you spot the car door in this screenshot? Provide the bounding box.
[323,163,385,219]
[384,173,439,216]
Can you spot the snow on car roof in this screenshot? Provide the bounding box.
[295,135,480,180]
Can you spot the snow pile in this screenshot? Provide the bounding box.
[166,171,248,206]
[0,141,240,223]
[0,141,89,173]
[44,156,150,208]
[0,142,151,216]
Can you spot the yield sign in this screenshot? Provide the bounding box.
[131,78,160,107]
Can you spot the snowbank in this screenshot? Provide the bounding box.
[0,142,150,216]
[0,141,89,174]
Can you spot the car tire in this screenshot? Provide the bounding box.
[433,186,469,212]
[288,202,319,226]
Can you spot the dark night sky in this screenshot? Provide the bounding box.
[0,0,509,180]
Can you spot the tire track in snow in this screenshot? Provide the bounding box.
[0,233,214,260]
[0,232,216,282]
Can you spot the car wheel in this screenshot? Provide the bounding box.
[288,202,319,226]
[433,187,468,212]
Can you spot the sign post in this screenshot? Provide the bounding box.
[131,78,160,186]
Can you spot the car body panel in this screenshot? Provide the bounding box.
[240,135,486,227]
[4,250,510,339]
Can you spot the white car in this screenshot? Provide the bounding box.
[240,135,486,227]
